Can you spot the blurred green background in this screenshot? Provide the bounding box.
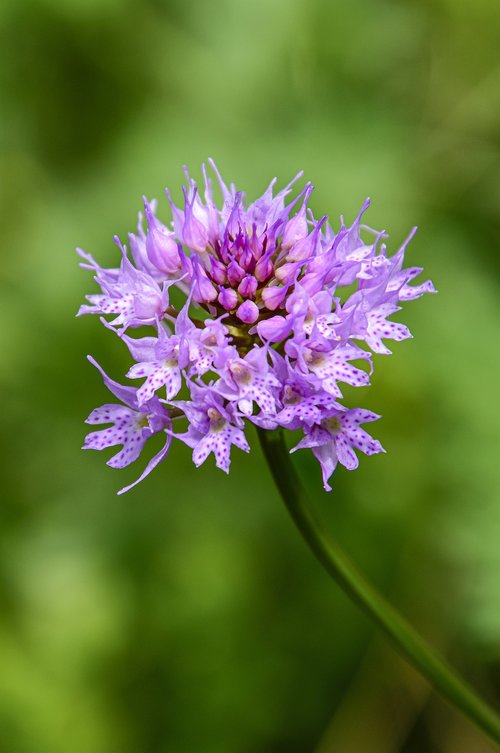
[1,0,500,750]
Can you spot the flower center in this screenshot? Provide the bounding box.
[230,362,252,385]
[207,407,226,432]
[324,416,341,434]
[304,350,326,368]
[164,344,179,368]
[283,384,301,405]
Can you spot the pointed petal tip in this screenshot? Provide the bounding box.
[113,235,127,255]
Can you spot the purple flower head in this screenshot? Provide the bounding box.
[78,160,435,491]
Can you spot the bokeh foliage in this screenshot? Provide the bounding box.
[0,0,499,750]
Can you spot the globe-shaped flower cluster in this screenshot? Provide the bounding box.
[78,160,435,493]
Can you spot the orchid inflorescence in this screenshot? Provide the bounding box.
[78,160,435,493]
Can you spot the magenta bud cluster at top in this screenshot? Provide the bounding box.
[78,159,435,494]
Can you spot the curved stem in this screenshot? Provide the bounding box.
[257,427,500,746]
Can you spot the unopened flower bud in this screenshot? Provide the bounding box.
[227,259,245,286]
[255,254,274,282]
[281,187,312,249]
[275,261,301,284]
[261,285,289,310]
[218,287,238,311]
[210,257,227,285]
[286,216,326,262]
[236,300,259,324]
[182,187,209,253]
[191,262,217,303]
[143,199,182,275]
[238,275,258,299]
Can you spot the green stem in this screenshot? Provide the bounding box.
[257,427,500,746]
